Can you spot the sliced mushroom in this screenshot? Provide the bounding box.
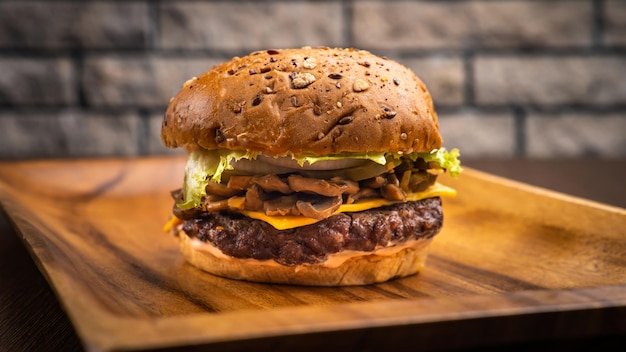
[329,177,360,194]
[360,175,386,189]
[295,195,342,220]
[244,184,265,211]
[264,195,299,216]
[287,174,343,197]
[387,173,400,187]
[227,175,253,191]
[202,195,231,212]
[170,190,230,218]
[252,174,292,194]
[205,180,241,197]
[381,183,406,201]
[399,170,412,192]
[171,189,199,220]
[345,188,381,204]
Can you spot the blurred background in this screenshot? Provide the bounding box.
[0,0,625,160]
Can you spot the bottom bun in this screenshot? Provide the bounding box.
[178,230,433,286]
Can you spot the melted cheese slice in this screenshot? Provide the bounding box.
[227,182,457,230]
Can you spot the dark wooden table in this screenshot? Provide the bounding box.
[1,158,625,352]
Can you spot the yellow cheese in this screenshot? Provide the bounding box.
[229,183,457,230]
[163,215,183,233]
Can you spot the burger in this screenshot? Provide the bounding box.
[161,47,462,286]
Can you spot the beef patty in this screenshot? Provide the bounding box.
[182,197,443,266]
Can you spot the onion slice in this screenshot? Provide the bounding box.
[256,155,369,170]
[230,158,297,175]
[230,156,395,182]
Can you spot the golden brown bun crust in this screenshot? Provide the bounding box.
[162,47,442,156]
[178,230,432,286]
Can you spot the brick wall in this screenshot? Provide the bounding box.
[0,0,624,159]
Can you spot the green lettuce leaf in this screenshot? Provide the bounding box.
[177,149,258,209]
[417,148,463,177]
[177,150,216,210]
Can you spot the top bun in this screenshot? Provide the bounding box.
[161,47,442,156]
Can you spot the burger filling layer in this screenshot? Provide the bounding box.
[172,147,461,227]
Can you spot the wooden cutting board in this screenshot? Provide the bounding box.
[0,156,625,351]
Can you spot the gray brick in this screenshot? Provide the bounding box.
[0,58,76,105]
[0,2,150,49]
[526,112,626,158]
[353,1,591,50]
[438,109,517,158]
[147,113,186,155]
[0,110,141,159]
[475,56,626,105]
[82,56,223,107]
[605,0,626,45]
[159,2,343,50]
[401,56,465,106]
